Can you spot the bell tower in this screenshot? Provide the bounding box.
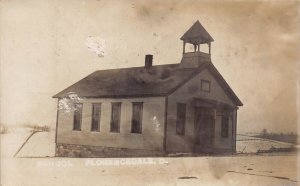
[180,20,214,67]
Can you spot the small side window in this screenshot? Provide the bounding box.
[176,103,186,135]
[221,116,229,138]
[201,80,211,92]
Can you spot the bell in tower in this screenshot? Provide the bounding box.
[180,20,214,68]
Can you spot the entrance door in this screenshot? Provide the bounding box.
[194,108,214,153]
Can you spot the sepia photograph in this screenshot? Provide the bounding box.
[1,0,299,185]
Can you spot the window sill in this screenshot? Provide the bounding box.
[91,131,100,133]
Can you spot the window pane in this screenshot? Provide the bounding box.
[201,80,211,92]
[91,103,101,131]
[221,116,229,138]
[131,103,143,133]
[110,102,121,133]
[73,103,82,131]
[176,103,186,135]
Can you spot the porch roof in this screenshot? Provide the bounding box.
[193,97,237,110]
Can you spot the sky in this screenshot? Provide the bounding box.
[1,0,299,134]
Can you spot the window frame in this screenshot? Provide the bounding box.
[73,103,83,131]
[176,103,186,135]
[131,102,143,134]
[201,79,211,93]
[110,102,122,133]
[91,103,101,132]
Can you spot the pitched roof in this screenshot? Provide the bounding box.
[180,20,214,45]
[53,62,208,99]
[53,62,243,106]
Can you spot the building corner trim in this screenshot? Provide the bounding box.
[55,99,59,145]
[163,96,168,153]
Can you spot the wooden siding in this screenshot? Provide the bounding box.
[56,97,165,151]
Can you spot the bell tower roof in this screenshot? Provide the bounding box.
[180,20,214,45]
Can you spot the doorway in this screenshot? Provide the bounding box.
[194,108,215,153]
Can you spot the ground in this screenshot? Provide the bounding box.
[236,134,295,154]
[1,128,299,186]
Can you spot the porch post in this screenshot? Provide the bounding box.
[232,109,238,153]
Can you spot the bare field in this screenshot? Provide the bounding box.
[1,153,298,186]
[236,134,295,154]
[1,130,299,186]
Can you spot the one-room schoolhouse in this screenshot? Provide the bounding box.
[53,20,243,157]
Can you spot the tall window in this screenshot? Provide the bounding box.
[221,116,229,138]
[73,103,83,131]
[110,102,121,133]
[176,103,186,135]
[131,102,143,133]
[91,103,101,132]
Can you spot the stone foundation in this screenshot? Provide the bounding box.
[212,148,234,154]
[55,143,165,158]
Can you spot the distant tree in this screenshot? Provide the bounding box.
[288,132,296,136]
[260,128,268,137]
